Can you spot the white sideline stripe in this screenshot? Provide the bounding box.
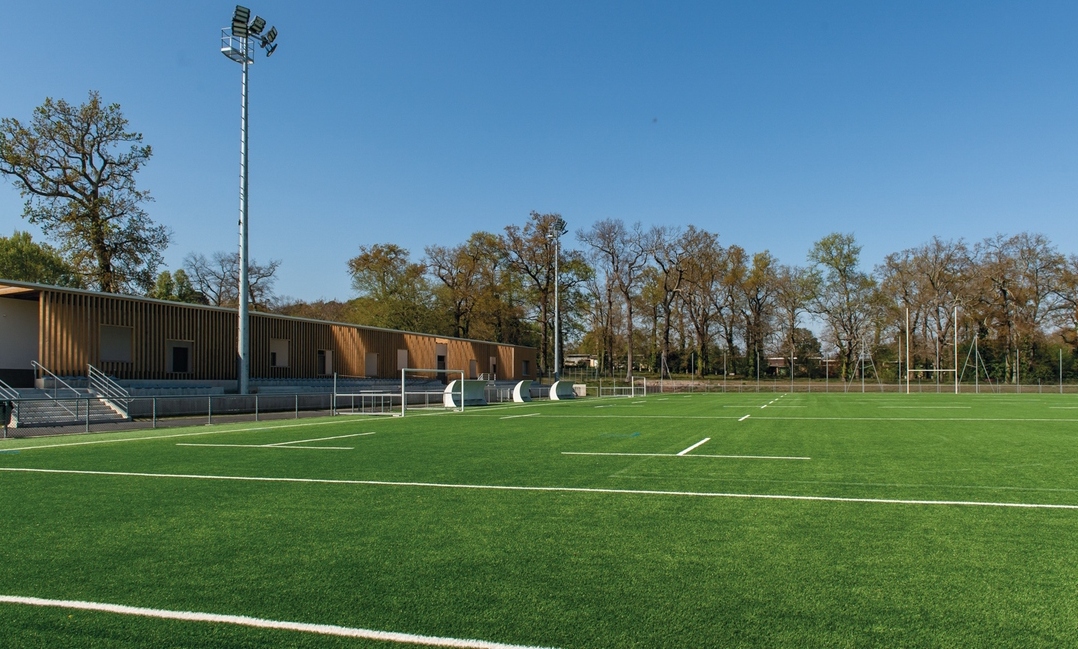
[676,438,711,456]
[738,415,751,422]
[562,452,810,460]
[269,432,376,446]
[518,414,1078,423]
[500,413,541,420]
[2,467,1073,510]
[879,406,972,410]
[0,420,335,451]
[177,444,353,450]
[0,595,554,649]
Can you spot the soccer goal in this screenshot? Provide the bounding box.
[598,376,648,398]
[401,368,465,415]
[332,369,465,417]
[332,373,402,416]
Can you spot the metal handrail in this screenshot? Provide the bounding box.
[0,378,17,401]
[88,364,130,417]
[30,360,79,417]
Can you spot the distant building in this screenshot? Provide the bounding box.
[0,279,536,390]
[564,354,599,369]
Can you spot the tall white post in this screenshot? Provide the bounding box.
[905,308,910,394]
[553,233,560,381]
[953,306,958,394]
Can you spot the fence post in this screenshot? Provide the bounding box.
[255,394,259,422]
[295,394,299,419]
[208,396,212,425]
[153,398,157,429]
[85,397,90,433]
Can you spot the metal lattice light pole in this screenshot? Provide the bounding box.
[221,5,278,395]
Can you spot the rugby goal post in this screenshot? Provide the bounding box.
[904,306,960,394]
[332,369,465,416]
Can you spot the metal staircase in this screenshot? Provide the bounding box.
[5,363,132,428]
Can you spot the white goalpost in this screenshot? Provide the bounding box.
[905,306,959,394]
[598,376,648,398]
[332,369,465,416]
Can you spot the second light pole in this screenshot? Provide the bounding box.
[550,217,566,382]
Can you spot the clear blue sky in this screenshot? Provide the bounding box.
[2,1,1076,302]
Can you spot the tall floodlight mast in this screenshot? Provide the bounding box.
[549,217,566,381]
[221,5,278,394]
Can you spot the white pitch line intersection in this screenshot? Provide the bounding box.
[677,438,711,456]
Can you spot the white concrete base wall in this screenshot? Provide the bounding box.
[0,297,38,370]
[549,380,577,400]
[443,380,489,407]
[512,380,533,402]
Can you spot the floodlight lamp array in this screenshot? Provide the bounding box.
[224,5,279,60]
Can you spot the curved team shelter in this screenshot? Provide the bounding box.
[0,279,537,390]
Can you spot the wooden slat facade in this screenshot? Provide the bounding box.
[3,281,537,384]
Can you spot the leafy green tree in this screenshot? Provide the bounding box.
[347,243,435,331]
[0,230,82,287]
[149,269,204,304]
[0,91,170,293]
[503,212,591,377]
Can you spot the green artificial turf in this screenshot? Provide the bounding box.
[2,392,1078,647]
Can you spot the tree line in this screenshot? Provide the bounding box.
[4,92,1078,384]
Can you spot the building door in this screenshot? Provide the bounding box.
[365,352,378,377]
[436,343,448,383]
[317,350,333,376]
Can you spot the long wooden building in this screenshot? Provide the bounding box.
[0,279,537,389]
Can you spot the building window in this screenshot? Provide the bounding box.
[100,325,133,363]
[522,360,530,376]
[270,338,289,368]
[317,349,333,376]
[397,349,408,371]
[166,340,193,374]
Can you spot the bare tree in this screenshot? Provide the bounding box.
[773,264,817,371]
[808,233,878,381]
[679,226,724,375]
[184,251,281,310]
[578,219,650,380]
[648,225,689,378]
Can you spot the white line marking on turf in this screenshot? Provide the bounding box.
[676,438,711,456]
[0,421,337,451]
[269,432,376,446]
[500,413,541,420]
[878,406,972,410]
[3,467,1074,510]
[0,596,554,649]
[563,452,809,460]
[177,431,376,450]
[739,415,751,422]
[177,444,354,450]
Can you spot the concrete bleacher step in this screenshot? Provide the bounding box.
[10,388,129,428]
